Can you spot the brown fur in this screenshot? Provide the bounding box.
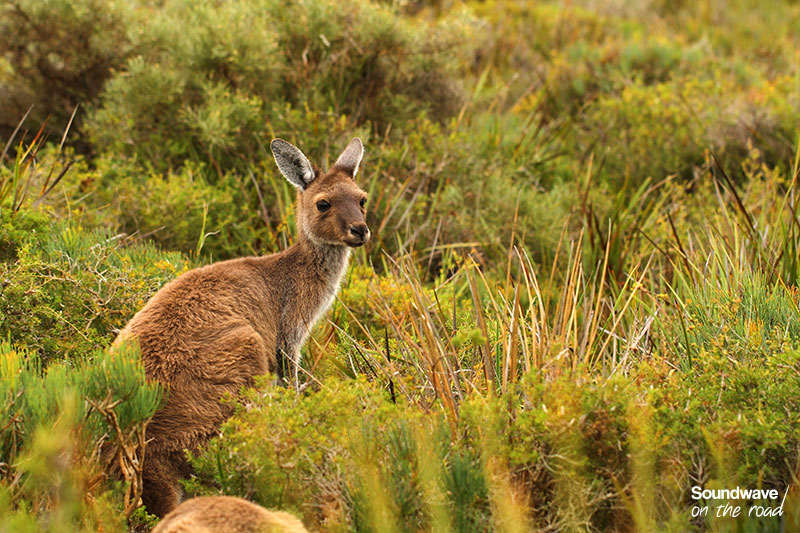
[151,496,309,533]
[115,138,369,517]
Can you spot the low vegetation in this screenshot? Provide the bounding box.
[1,0,800,531]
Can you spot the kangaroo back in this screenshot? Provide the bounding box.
[152,496,309,533]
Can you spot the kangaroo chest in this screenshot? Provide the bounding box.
[277,247,349,358]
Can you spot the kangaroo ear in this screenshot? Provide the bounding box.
[270,139,316,189]
[333,137,364,178]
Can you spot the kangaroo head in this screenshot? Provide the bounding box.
[270,137,370,248]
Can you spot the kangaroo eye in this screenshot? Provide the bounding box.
[360,197,367,208]
[316,200,331,212]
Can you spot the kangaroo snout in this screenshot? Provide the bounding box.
[348,222,370,244]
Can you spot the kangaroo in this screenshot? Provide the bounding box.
[114,138,369,517]
[152,496,310,533]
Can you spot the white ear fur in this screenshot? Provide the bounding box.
[333,138,364,177]
[270,139,315,189]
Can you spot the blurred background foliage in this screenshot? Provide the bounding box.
[1,0,800,530]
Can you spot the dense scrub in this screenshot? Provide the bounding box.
[2,0,800,531]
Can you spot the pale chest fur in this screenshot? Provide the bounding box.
[305,250,349,333]
[281,247,350,360]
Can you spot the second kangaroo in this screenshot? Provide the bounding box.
[115,138,370,517]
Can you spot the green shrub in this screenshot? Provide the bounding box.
[87,0,472,170]
[187,377,495,532]
[186,377,399,528]
[642,348,800,531]
[0,212,190,363]
[458,373,634,530]
[0,209,49,261]
[0,0,134,139]
[28,147,284,260]
[576,79,715,186]
[84,160,245,259]
[0,340,161,530]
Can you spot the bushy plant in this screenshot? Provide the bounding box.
[0,0,134,140]
[0,208,49,261]
[639,348,800,531]
[457,372,634,531]
[187,377,495,532]
[186,377,400,528]
[79,159,246,258]
[0,340,162,529]
[579,76,799,188]
[86,0,473,170]
[0,211,190,363]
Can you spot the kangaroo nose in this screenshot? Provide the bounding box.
[349,223,368,239]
